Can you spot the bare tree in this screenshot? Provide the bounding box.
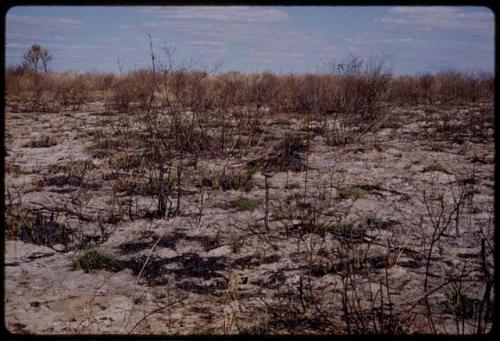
[22,44,53,74]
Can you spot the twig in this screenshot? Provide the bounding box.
[136,232,164,285]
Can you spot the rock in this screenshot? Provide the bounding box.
[5,240,56,264]
[203,245,231,258]
[52,244,66,252]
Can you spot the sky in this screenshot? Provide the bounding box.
[5,6,495,75]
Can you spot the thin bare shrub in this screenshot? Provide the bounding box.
[321,54,392,144]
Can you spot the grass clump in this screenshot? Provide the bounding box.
[48,159,95,177]
[444,286,482,320]
[73,249,124,273]
[111,175,134,193]
[338,183,382,200]
[331,222,367,243]
[364,215,399,230]
[428,143,443,152]
[107,152,145,171]
[338,185,369,200]
[5,205,32,241]
[232,197,262,212]
[24,135,58,148]
[219,169,254,192]
[198,167,254,192]
[313,255,368,277]
[238,320,270,335]
[304,222,332,237]
[113,175,176,196]
[284,182,301,189]
[422,163,450,174]
[262,134,307,172]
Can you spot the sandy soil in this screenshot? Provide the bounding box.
[4,100,494,335]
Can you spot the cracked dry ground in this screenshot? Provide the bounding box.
[4,101,494,334]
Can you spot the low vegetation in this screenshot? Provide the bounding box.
[73,249,124,273]
[4,44,494,335]
[231,197,261,212]
[24,135,58,148]
[422,163,451,174]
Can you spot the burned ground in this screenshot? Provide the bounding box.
[4,94,494,335]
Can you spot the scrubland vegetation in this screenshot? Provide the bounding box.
[4,45,494,335]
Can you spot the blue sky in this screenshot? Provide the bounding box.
[5,6,495,75]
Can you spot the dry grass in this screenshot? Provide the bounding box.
[24,135,58,148]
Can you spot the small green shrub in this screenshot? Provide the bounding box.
[198,167,254,192]
[246,163,262,176]
[73,249,124,273]
[238,320,270,335]
[262,134,307,172]
[356,184,382,192]
[338,183,382,200]
[219,169,254,192]
[428,143,443,152]
[444,287,481,320]
[422,163,450,174]
[338,185,368,200]
[232,197,261,211]
[364,215,399,230]
[199,171,218,188]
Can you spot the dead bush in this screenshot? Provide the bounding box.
[218,168,254,192]
[323,55,392,144]
[54,74,92,110]
[24,135,58,148]
[261,134,308,172]
[108,70,154,111]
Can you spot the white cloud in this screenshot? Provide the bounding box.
[339,31,493,74]
[120,6,336,68]
[344,36,413,47]
[381,38,413,43]
[90,37,120,44]
[6,13,85,49]
[7,14,84,30]
[120,6,297,53]
[388,6,461,16]
[183,40,225,47]
[139,6,291,23]
[376,6,493,36]
[6,42,23,48]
